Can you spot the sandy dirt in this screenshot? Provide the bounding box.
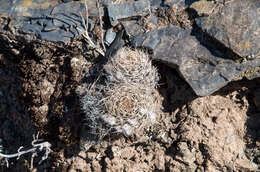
[2,51,257,171]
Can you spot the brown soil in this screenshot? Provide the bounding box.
[3,47,260,171]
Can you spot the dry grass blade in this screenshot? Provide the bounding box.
[97,0,106,52]
[77,0,105,56]
[0,133,51,167]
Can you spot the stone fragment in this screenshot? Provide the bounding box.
[105,30,125,57]
[132,25,260,96]
[104,28,116,45]
[163,0,186,8]
[121,21,144,40]
[149,0,163,7]
[0,0,96,43]
[0,0,57,18]
[149,0,163,12]
[107,0,150,26]
[195,0,260,57]
[147,16,158,25]
[189,0,216,16]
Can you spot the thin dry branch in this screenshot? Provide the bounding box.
[97,0,106,52]
[0,133,51,167]
[77,0,105,56]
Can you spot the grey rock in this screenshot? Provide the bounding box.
[85,0,104,17]
[132,25,260,96]
[195,0,260,58]
[121,20,144,40]
[0,0,55,18]
[163,0,186,8]
[107,0,150,26]
[149,0,162,7]
[105,30,125,58]
[104,28,116,45]
[149,0,162,11]
[0,0,95,43]
[147,16,158,25]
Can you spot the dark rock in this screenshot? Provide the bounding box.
[105,30,125,58]
[163,0,186,8]
[184,0,200,6]
[194,0,260,58]
[254,89,260,110]
[149,0,163,7]
[132,25,260,96]
[0,0,96,43]
[149,0,163,11]
[104,28,116,45]
[0,0,57,18]
[107,0,150,26]
[62,0,75,2]
[121,20,145,40]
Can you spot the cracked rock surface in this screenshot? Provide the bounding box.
[132,25,260,96]
[194,0,260,58]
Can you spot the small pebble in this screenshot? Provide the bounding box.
[104,28,116,46]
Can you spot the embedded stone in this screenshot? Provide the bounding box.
[0,0,96,43]
[107,0,150,26]
[121,21,144,40]
[132,25,260,96]
[194,0,260,58]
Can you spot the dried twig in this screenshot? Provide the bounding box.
[0,133,51,167]
[77,0,105,56]
[97,0,106,52]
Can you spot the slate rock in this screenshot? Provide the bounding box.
[132,25,260,96]
[104,28,116,45]
[194,0,260,58]
[149,0,163,12]
[0,0,57,18]
[121,20,145,40]
[105,30,125,58]
[0,0,96,43]
[147,16,158,25]
[149,0,163,7]
[107,0,151,26]
[163,0,186,8]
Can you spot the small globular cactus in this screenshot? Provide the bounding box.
[78,47,160,150]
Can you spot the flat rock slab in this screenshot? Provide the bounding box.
[0,0,98,43]
[107,0,150,26]
[121,20,145,40]
[132,25,260,96]
[194,0,260,58]
[163,0,186,8]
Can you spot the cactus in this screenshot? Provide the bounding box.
[79,47,160,150]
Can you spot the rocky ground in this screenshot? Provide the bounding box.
[0,0,260,171]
